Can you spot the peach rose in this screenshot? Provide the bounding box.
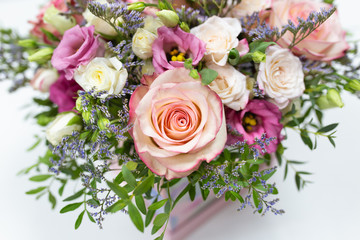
[228,0,272,18]
[269,0,349,61]
[129,68,227,179]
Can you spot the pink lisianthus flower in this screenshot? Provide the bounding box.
[226,99,283,153]
[152,26,206,74]
[49,72,82,113]
[129,68,227,180]
[51,25,105,80]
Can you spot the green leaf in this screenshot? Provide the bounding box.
[317,123,338,133]
[29,174,52,182]
[173,184,190,207]
[75,210,85,230]
[60,202,83,214]
[133,175,154,196]
[63,188,85,202]
[126,161,138,171]
[107,181,129,199]
[229,191,244,203]
[246,159,265,165]
[260,168,277,180]
[253,189,260,209]
[106,199,128,213]
[67,115,82,126]
[128,202,144,232]
[200,188,210,201]
[228,48,240,65]
[48,191,56,209]
[145,209,156,227]
[295,174,301,191]
[189,185,196,201]
[154,233,164,240]
[284,163,288,180]
[135,195,147,215]
[328,136,336,147]
[300,130,313,150]
[184,58,193,69]
[114,172,123,185]
[152,224,162,235]
[148,199,168,211]
[153,213,169,226]
[249,41,276,53]
[87,210,95,223]
[200,68,218,85]
[26,186,47,195]
[122,166,137,188]
[40,28,60,42]
[27,136,41,151]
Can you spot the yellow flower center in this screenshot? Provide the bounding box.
[168,48,187,62]
[242,113,257,132]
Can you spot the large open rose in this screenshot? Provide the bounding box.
[129,68,227,179]
[269,0,349,61]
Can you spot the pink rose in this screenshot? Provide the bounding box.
[226,99,283,153]
[129,68,227,179]
[152,26,206,74]
[269,0,349,61]
[51,25,105,80]
[49,72,82,112]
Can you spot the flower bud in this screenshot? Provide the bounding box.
[347,79,360,91]
[156,10,179,28]
[180,22,190,32]
[83,0,120,37]
[127,2,146,12]
[82,111,91,123]
[43,5,76,34]
[98,117,110,130]
[327,89,344,108]
[144,16,164,35]
[316,95,332,109]
[46,112,82,146]
[28,47,54,64]
[75,97,83,112]
[18,39,38,49]
[132,28,157,59]
[252,51,266,63]
[141,59,155,75]
[30,68,58,92]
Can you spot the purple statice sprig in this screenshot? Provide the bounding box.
[244,7,336,49]
[176,5,207,28]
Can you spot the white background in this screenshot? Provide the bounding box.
[0,0,360,239]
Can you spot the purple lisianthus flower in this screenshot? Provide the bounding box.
[49,72,82,112]
[152,26,206,74]
[226,99,283,153]
[51,25,105,80]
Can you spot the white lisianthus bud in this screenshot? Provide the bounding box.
[143,16,164,35]
[83,0,120,37]
[156,10,179,28]
[207,63,250,111]
[141,59,155,75]
[74,57,128,97]
[46,112,82,146]
[257,45,305,109]
[43,5,76,34]
[30,68,59,92]
[132,28,157,59]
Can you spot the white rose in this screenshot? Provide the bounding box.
[83,0,119,37]
[207,63,250,111]
[43,5,76,34]
[46,112,82,146]
[190,16,242,66]
[257,45,305,109]
[74,57,128,96]
[228,0,272,18]
[132,28,157,59]
[30,68,58,92]
[143,16,164,35]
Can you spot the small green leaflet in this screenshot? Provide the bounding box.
[148,199,168,211]
[75,210,85,230]
[317,123,338,133]
[200,68,218,85]
[26,186,47,195]
[29,174,52,182]
[128,202,144,232]
[153,213,169,226]
[122,165,137,188]
[63,188,85,202]
[106,181,129,199]
[133,174,154,196]
[60,202,83,214]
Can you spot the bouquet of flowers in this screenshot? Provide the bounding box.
[1,0,359,238]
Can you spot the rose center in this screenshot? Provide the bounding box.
[242,112,258,132]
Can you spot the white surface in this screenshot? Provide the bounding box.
[0,0,360,240]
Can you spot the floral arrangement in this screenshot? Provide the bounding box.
[1,0,359,238]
